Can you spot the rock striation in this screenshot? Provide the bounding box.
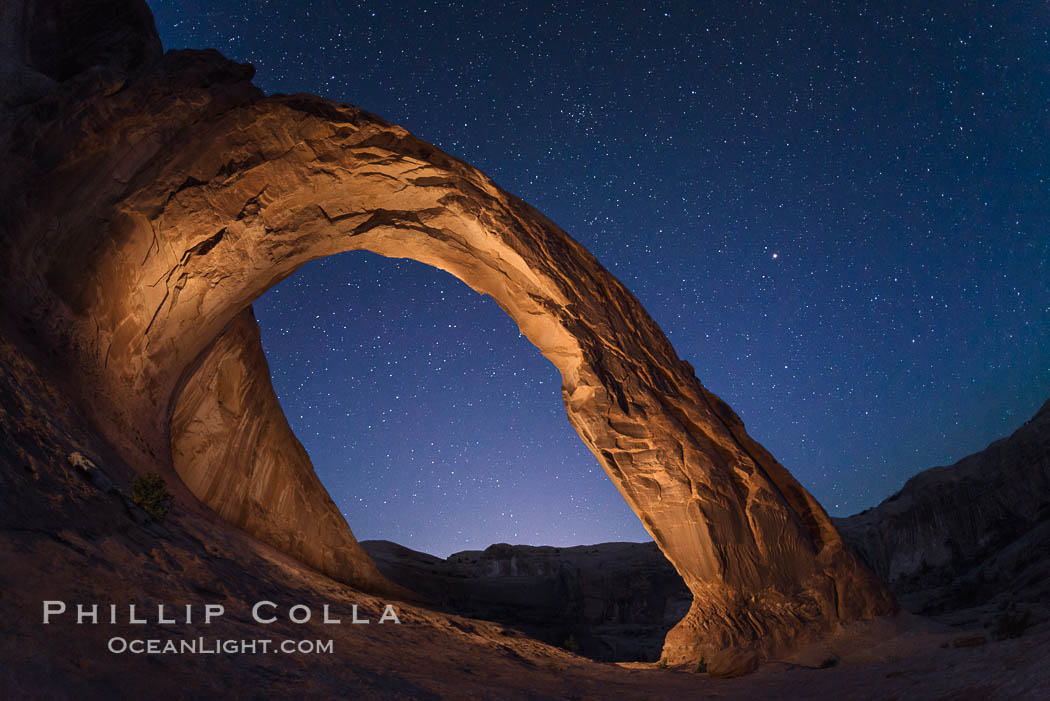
[837,398,1050,617]
[362,539,693,662]
[172,308,407,599]
[0,0,894,666]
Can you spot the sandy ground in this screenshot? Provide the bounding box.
[3,516,1048,700]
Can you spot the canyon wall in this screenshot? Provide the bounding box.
[363,539,693,662]
[837,399,1050,615]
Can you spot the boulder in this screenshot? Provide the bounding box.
[706,647,760,679]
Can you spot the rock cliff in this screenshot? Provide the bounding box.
[362,539,692,662]
[0,0,894,667]
[837,399,1050,617]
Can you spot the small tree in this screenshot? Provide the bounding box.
[562,634,579,654]
[994,611,1031,640]
[131,472,172,521]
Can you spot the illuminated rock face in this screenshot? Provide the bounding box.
[0,0,895,665]
[171,308,403,598]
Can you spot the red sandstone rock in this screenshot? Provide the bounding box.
[0,0,895,669]
[706,646,760,679]
[172,309,412,601]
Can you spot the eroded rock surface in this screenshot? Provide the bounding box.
[362,539,693,661]
[172,308,408,599]
[0,0,894,665]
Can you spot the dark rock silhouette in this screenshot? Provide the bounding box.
[362,539,692,662]
[837,399,1050,622]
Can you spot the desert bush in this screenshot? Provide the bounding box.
[696,656,707,673]
[561,634,579,654]
[131,472,172,521]
[993,610,1031,640]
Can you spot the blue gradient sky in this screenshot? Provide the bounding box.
[149,1,1049,557]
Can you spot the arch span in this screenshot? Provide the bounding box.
[2,49,894,664]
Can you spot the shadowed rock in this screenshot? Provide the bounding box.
[0,0,895,666]
[837,398,1050,618]
[362,539,693,662]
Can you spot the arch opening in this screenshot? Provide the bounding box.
[249,250,652,557]
[177,249,689,662]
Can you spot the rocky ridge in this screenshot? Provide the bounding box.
[362,539,692,662]
[836,398,1050,623]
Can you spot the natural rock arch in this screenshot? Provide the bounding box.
[1,34,895,666]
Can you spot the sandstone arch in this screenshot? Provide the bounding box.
[1,35,895,665]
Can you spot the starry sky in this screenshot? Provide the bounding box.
[148,1,1049,558]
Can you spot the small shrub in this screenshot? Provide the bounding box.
[993,611,1031,640]
[131,472,172,521]
[818,657,838,669]
[561,634,579,654]
[657,658,668,669]
[696,656,707,673]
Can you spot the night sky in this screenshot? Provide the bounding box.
[148,1,1049,558]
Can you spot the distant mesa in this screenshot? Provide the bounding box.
[361,539,692,662]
